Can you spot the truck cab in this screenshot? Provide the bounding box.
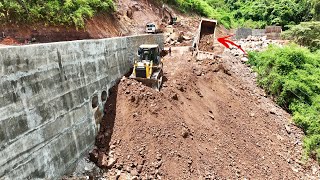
[146,23,157,34]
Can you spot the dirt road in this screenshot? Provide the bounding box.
[73,46,320,180]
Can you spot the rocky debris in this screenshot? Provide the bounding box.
[163,24,195,46]
[241,57,249,63]
[137,165,143,173]
[198,34,215,52]
[285,124,292,134]
[69,41,319,180]
[225,35,285,57]
[156,153,162,161]
[181,126,192,138]
[193,67,203,76]
[171,93,178,100]
[89,148,99,163]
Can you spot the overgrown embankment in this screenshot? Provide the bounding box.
[0,0,114,28]
[162,0,320,29]
[248,44,320,162]
[282,21,320,52]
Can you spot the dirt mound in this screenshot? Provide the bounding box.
[74,47,320,180]
[199,34,215,52]
[0,37,21,45]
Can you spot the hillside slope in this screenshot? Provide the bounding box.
[0,0,187,44]
[73,47,320,179]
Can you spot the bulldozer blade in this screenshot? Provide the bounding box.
[129,69,163,91]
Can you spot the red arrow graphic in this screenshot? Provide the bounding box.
[218,35,246,54]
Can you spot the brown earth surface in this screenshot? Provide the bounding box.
[72,47,319,180]
[199,34,215,52]
[2,1,319,179]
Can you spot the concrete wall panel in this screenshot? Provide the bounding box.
[0,34,163,179]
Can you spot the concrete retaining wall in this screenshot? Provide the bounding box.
[0,34,163,179]
[252,29,266,37]
[236,26,282,40]
[235,28,252,40]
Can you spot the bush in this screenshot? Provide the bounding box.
[248,44,320,162]
[282,21,320,52]
[0,0,115,28]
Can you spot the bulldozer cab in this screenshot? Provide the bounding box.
[137,44,160,65]
[130,44,163,90]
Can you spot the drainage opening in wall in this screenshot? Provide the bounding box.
[101,91,107,101]
[92,95,98,108]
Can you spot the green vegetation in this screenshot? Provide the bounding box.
[0,0,115,28]
[163,0,320,28]
[248,44,320,162]
[1,0,319,29]
[282,21,320,52]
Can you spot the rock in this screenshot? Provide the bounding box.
[131,176,138,180]
[110,145,116,150]
[181,128,189,138]
[169,32,178,41]
[155,160,162,168]
[130,96,136,102]
[241,57,248,63]
[171,93,178,100]
[116,170,121,179]
[208,114,215,120]
[269,108,277,115]
[117,162,124,170]
[156,153,162,161]
[176,85,185,92]
[312,165,319,174]
[108,150,115,157]
[137,165,143,173]
[107,157,117,168]
[291,167,299,173]
[121,76,127,81]
[182,36,191,41]
[285,124,291,134]
[131,168,138,176]
[89,148,99,163]
[193,68,202,76]
[125,165,131,173]
[165,25,174,34]
[97,153,109,167]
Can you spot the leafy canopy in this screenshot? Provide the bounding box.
[0,0,115,28]
[163,0,319,29]
[282,21,320,52]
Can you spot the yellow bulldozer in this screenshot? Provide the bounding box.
[130,44,163,90]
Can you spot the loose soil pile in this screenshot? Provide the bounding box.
[69,47,319,180]
[199,34,215,52]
